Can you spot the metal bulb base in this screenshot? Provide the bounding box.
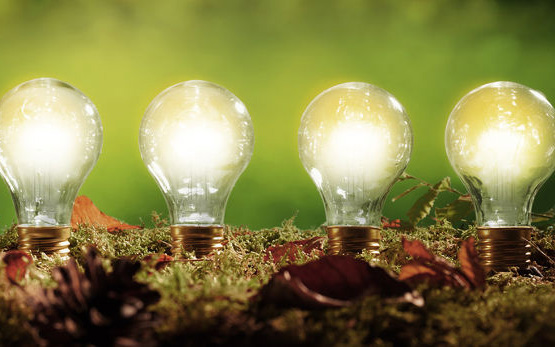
[477,227,532,273]
[170,225,224,258]
[17,226,71,257]
[326,226,381,256]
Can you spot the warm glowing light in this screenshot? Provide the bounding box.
[167,120,233,171]
[139,80,254,225]
[299,82,412,226]
[445,81,555,226]
[14,121,77,174]
[0,78,103,226]
[472,128,527,178]
[323,122,388,182]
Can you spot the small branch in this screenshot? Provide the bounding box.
[527,239,555,266]
[531,212,555,219]
[400,174,465,196]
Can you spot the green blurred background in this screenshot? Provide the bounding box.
[0,0,554,229]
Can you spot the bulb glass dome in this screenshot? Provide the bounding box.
[0,78,103,226]
[139,80,254,226]
[298,82,413,226]
[445,81,555,226]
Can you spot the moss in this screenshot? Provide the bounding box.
[0,225,19,251]
[0,218,553,346]
[0,282,33,345]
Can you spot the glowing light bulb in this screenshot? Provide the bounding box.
[445,81,555,272]
[0,78,103,256]
[298,82,413,255]
[139,80,254,257]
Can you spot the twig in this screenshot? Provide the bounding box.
[526,239,555,266]
[531,212,555,219]
[398,173,465,196]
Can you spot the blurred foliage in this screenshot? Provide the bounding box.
[0,0,554,229]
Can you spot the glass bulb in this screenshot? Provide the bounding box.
[139,80,254,227]
[0,78,103,227]
[0,78,103,255]
[445,81,555,227]
[298,82,413,228]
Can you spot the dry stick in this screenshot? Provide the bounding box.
[398,174,466,196]
[531,211,555,220]
[526,239,555,266]
[158,240,173,248]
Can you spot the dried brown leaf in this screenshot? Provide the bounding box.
[257,255,423,309]
[381,217,402,229]
[458,237,486,289]
[71,196,141,232]
[399,237,481,290]
[3,250,32,284]
[264,237,325,264]
[401,238,435,261]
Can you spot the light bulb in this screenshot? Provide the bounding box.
[139,80,254,258]
[0,78,103,256]
[445,81,555,272]
[298,82,413,255]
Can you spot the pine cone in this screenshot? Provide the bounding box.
[30,247,161,347]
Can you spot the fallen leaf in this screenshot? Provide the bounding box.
[458,237,485,289]
[143,254,174,271]
[381,217,402,229]
[400,238,435,261]
[399,237,485,290]
[264,237,325,264]
[3,250,33,284]
[257,255,423,309]
[71,196,141,232]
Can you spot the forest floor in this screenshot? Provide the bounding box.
[0,217,554,346]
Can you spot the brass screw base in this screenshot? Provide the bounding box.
[170,225,224,258]
[17,226,71,257]
[477,226,532,273]
[326,226,381,256]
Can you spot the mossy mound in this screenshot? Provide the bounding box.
[0,218,553,346]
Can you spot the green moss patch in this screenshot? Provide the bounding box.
[0,218,553,346]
